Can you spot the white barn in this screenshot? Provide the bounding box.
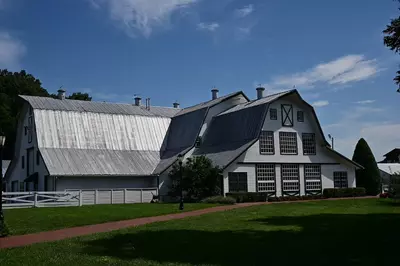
[5,88,361,198]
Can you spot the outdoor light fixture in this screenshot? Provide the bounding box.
[328,134,334,150]
[0,132,6,236]
[177,154,184,211]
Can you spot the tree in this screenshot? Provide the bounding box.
[50,92,92,101]
[352,138,381,195]
[383,0,400,90]
[0,69,92,159]
[168,156,222,200]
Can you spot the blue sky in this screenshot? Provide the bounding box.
[0,0,399,160]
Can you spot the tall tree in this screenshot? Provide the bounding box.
[67,92,92,101]
[383,0,400,91]
[352,138,381,195]
[0,69,92,159]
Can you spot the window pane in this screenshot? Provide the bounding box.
[270,108,277,120]
[228,172,248,192]
[279,132,298,154]
[297,111,304,122]
[304,165,321,191]
[302,133,316,155]
[259,131,274,154]
[256,164,275,192]
[281,104,293,127]
[334,172,348,188]
[282,164,300,192]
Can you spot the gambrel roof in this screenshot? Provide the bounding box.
[14,89,361,178]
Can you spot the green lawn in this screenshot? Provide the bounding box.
[1,198,399,266]
[3,203,217,235]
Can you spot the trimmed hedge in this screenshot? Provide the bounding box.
[201,196,236,205]
[323,187,366,198]
[226,192,269,203]
[268,195,324,202]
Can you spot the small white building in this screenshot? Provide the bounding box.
[5,88,361,197]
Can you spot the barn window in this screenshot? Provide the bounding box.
[28,116,33,143]
[279,132,298,155]
[22,156,25,169]
[259,131,274,154]
[281,164,300,193]
[297,111,304,122]
[36,150,40,165]
[281,104,293,127]
[334,172,348,188]
[304,165,321,193]
[256,164,276,193]
[228,172,248,192]
[270,108,277,120]
[302,133,316,155]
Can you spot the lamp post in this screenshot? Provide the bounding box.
[0,132,6,236]
[328,134,334,150]
[177,154,184,210]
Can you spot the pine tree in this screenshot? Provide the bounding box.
[352,138,381,195]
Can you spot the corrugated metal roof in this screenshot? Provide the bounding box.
[175,91,245,117]
[40,148,160,176]
[2,160,10,177]
[20,95,178,117]
[34,109,171,151]
[378,163,400,175]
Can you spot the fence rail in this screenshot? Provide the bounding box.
[2,188,158,209]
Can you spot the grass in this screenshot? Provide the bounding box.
[3,203,217,235]
[1,198,399,266]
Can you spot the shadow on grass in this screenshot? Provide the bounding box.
[377,199,400,206]
[82,213,400,266]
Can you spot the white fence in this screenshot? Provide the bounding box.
[2,188,158,209]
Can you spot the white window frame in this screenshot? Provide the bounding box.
[304,164,322,193]
[302,133,316,155]
[259,131,275,155]
[256,164,276,193]
[281,164,300,195]
[279,132,298,155]
[334,171,348,188]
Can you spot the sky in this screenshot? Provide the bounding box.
[0,0,399,160]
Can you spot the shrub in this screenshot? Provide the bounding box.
[225,192,269,203]
[323,187,366,198]
[352,138,381,195]
[201,196,236,205]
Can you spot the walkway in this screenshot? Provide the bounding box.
[0,197,376,249]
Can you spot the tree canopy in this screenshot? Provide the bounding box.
[168,156,222,200]
[352,138,381,196]
[0,69,91,159]
[383,0,400,90]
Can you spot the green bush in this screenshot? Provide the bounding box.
[201,196,236,205]
[226,192,269,203]
[323,187,366,198]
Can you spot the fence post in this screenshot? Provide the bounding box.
[124,189,127,204]
[95,190,98,205]
[111,190,113,205]
[34,192,38,208]
[140,189,143,203]
[79,190,83,206]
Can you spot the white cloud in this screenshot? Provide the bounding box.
[322,105,393,160]
[0,32,26,70]
[262,54,382,90]
[197,22,220,32]
[312,100,329,107]
[235,4,254,18]
[354,100,375,104]
[90,0,199,38]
